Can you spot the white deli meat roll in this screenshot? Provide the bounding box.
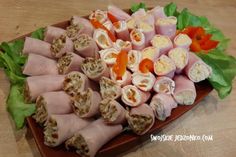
[153,76,175,94]
[132,72,156,92]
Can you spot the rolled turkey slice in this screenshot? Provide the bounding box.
[150,93,177,121]
[148,6,167,21]
[93,29,113,49]
[151,34,173,55]
[99,48,119,66]
[153,76,175,94]
[23,54,58,76]
[130,29,145,50]
[23,37,53,59]
[126,103,155,135]
[173,75,196,105]
[99,99,126,125]
[44,26,66,44]
[110,69,132,87]
[63,71,93,97]
[89,9,108,24]
[174,33,192,50]
[141,46,160,61]
[70,16,94,36]
[108,5,131,21]
[168,47,189,73]
[66,119,122,157]
[121,85,150,107]
[51,35,73,58]
[127,50,142,72]
[137,21,155,46]
[44,114,92,147]
[57,52,84,74]
[114,39,132,52]
[65,23,90,41]
[184,52,212,82]
[113,21,130,41]
[24,75,65,103]
[35,91,72,124]
[71,88,102,118]
[74,33,99,58]
[99,76,122,100]
[132,72,156,92]
[154,55,176,78]
[81,58,110,82]
[155,16,177,39]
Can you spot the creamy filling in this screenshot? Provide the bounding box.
[127,50,142,72]
[81,58,104,77]
[57,53,73,74]
[142,46,158,61]
[99,48,118,65]
[189,62,211,82]
[100,77,120,99]
[51,35,66,55]
[150,98,166,121]
[66,24,82,39]
[122,86,141,106]
[114,21,126,32]
[174,33,192,46]
[63,72,83,96]
[99,99,118,122]
[35,96,48,124]
[130,29,144,44]
[94,29,112,49]
[44,117,58,146]
[74,34,91,49]
[168,48,188,69]
[154,78,175,94]
[175,90,196,105]
[154,55,175,75]
[116,39,131,50]
[132,72,155,91]
[126,18,137,30]
[138,21,153,32]
[157,16,177,25]
[151,35,171,49]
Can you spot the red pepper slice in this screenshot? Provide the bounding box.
[139,58,154,73]
[190,39,202,52]
[201,40,219,51]
[107,12,119,23]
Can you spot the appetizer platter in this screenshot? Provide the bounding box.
[0,2,236,157]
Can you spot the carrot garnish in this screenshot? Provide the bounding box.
[112,50,128,80]
[139,58,154,73]
[107,12,119,23]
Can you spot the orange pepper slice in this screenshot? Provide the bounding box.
[139,58,154,73]
[112,50,128,80]
[107,12,119,23]
[190,39,202,52]
[201,40,219,51]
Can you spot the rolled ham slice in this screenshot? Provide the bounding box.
[141,46,160,61]
[153,76,175,94]
[121,85,151,107]
[132,8,147,18]
[66,119,122,157]
[74,34,99,58]
[168,47,189,73]
[23,54,58,76]
[148,6,167,21]
[114,39,132,52]
[89,9,108,24]
[140,13,155,27]
[24,75,65,103]
[184,52,212,82]
[127,50,142,72]
[35,91,72,124]
[65,24,89,41]
[126,18,137,31]
[150,93,177,121]
[126,103,155,135]
[113,21,130,41]
[130,29,145,50]
[70,16,94,36]
[137,21,155,46]
[81,58,110,81]
[93,29,113,49]
[99,99,126,124]
[155,16,177,39]
[44,26,66,44]
[51,35,73,58]
[103,20,115,35]
[173,75,196,105]
[99,76,122,100]
[71,88,102,118]
[99,48,119,66]
[44,114,92,147]
[151,34,173,55]
[108,5,131,21]
[132,72,156,92]
[23,37,53,58]
[154,55,176,78]
[174,33,192,50]
[57,52,84,74]
[110,69,132,87]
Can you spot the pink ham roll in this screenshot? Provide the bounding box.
[113,21,130,41]
[150,93,177,121]
[51,35,73,58]
[23,54,58,76]
[173,75,196,105]
[130,29,145,50]
[110,69,132,87]
[140,13,155,27]
[153,76,175,94]
[81,58,110,82]
[74,34,99,58]
[127,50,142,72]
[173,33,192,50]
[114,39,132,52]
[93,29,113,49]
[23,37,53,59]
[89,10,108,24]
[155,16,177,39]
[154,55,176,78]
[184,52,212,82]
[121,85,151,107]
[108,5,131,21]
[141,46,160,61]
[137,21,155,46]
[103,20,115,35]
[168,47,189,73]
[71,88,102,118]
[132,72,156,92]
[44,114,92,147]
[126,103,155,135]
[66,119,123,157]
[57,52,84,74]
[24,75,65,103]
[151,34,173,56]
[132,8,147,18]
[35,91,72,124]
[44,26,65,44]
[99,48,119,66]
[99,77,122,100]
[70,16,94,37]
[99,99,126,125]
[148,6,167,21]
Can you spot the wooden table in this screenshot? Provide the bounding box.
[0,0,236,157]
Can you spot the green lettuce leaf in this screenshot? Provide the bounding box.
[164,2,179,17]
[30,27,45,40]
[131,2,147,13]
